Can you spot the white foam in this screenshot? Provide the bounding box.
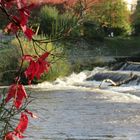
[31,67,140,103]
[32,67,107,89]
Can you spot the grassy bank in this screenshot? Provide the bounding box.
[103,37,140,56]
[62,36,140,72]
[67,36,140,56]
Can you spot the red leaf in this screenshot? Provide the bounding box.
[14,84,27,109]
[5,84,17,103]
[39,51,50,60]
[14,113,28,138]
[24,60,39,82]
[19,10,29,27]
[4,22,19,34]
[22,55,33,62]
[5,84,28,109]
[24,52,50,82]
[24,27,34,40]
[4,132,16,140]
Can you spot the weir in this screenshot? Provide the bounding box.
[86,62,140,85]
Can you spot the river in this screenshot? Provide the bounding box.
[26,64,140,140]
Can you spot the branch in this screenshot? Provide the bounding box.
[99,73,137,87]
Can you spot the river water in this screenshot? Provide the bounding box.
[26,65,140,140]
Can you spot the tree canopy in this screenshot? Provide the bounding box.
[90,0,131,35]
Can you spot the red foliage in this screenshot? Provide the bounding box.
[5,84,27,109]
[24,52,50,83]
[23,27,34,40]
[4,132,16,140]
[14,113,28,138]
[0,0,52,140]
[1,0,34,40]
[4,113,29,140]
[30,0,66,5]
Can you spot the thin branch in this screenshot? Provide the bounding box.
[16,34,24,56]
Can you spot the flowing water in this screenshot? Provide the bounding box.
[26,63,140,140]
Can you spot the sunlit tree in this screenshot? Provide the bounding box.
[91,0,131,36]
[132,0,140,35]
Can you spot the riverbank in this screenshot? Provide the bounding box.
[1,35,140,85]
[64,36,140,72]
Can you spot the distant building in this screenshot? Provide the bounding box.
[124,0,137,12]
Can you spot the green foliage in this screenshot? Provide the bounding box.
[91,0,131,36]
[132,1,140,35]
[39,5,78,37]
[83,21,105,41]
[11,36,71,83]
[37,42,71,82]
[0,10,8,29]
[39,59,71,82]
[40,5,58,35]
[0,46,20,85]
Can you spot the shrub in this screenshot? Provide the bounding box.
[39,5,78,37]
[40,5,59,35]
[0,45,20,85]
[0,9,8,29]
[39,59,71,82]
[83,21,105,41]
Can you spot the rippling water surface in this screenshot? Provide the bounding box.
[26,67,140,140]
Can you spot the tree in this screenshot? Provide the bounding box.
[132,0,140,35]
[91,0,131,36]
